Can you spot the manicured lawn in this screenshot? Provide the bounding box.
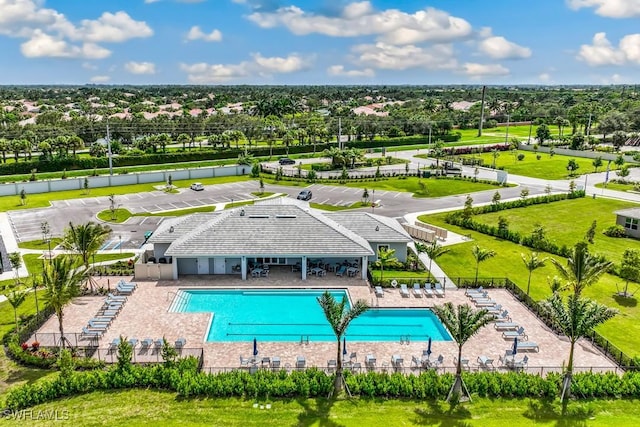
[97,208,131,223]
[5,389,639,426]
[0,175,251,212]
[458,150,597,180]
[595,182,638,192]
[310,201,370,211]
[343,177,503,198]
[473,198,640,263]
[250,191,275,197]
[17,238,63,250]
[418,210,640,357]
[21,253,135,280]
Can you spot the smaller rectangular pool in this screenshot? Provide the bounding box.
[171,289,452,343]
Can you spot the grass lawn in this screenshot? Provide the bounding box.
[458,150,597,180]
[0,175,251,212]
[595,182,639,192]
[473,198,640,263]
[17,238,63,250]
[250,191,275,197]
[343,177,503,198]
[97,208,131,223]
[418,210,640,357]
[4,389,639,426]
[310,201,370,211]
[19,253,135,281]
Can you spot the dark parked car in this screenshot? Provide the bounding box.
[297,190,312,201]
[278,157,296,165]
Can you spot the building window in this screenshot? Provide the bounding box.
[625,217,638,230]
[377,244,389,253]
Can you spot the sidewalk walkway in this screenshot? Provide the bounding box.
[407,241,453,289]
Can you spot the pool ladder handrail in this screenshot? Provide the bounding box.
[300,335,310,345]
[166,290,189,304]
[400,335,411,345]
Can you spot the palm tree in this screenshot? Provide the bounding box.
[61,221,111,291]
[5,289,27,334]
[550,242,612,296]
[471,245,496,285]
[317,291,368,396]
[42,256,86,348]
[376,247,397,285]
[540,293,617,402]
[432,303,493,401]
[521,252,548,296]
[422,241,450,278]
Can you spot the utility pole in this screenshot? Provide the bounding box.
[585,113,592,142]
[528,117,533,144]
[505,114,510,144]
[107,121,113,176]
[477,85,487,137]
[338,117,342,150]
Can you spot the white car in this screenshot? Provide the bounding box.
[190,183,204,191]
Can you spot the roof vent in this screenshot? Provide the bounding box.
[276,215,296,219]
[240,208,245,216]
[375,225,379,231]
[169,226,175,233]
[248,215,269,219]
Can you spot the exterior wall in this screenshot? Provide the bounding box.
[134,263,173,280]
[0,165,246,196]
[368,241,408,262]
[226,257,242,274]
[617,215,640,238]
[153,243,171,260]
[177,257,198,275]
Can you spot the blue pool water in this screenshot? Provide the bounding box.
[171,289,452,343]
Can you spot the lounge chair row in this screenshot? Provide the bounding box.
[109,337,186,351]
[382,283,444,298]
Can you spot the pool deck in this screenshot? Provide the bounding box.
[32,273,619,374]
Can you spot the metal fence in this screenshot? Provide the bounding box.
[92,347,203,366]
[27,332,99,350]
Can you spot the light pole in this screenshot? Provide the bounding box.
[119,235,122,254]
[371,189,375,213]
[40,221,51,262]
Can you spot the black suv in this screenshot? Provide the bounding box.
[278,157,296,165]
[297,190,312,201]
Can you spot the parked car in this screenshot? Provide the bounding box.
[297,190,312,201]
[190,182,204,191]
[278,157,296,165]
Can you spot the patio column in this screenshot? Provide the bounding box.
[171,258,178,280]
[301,255,307,281]
[361,256,368,280]
[241,256,247,281]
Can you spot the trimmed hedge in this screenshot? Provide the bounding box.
[7,362,640,411]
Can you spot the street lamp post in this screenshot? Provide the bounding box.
[371,189,375,213]
[119,235,122,254]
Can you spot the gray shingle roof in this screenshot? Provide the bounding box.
[164,204,374,257]
[615,208,640,219]
[148,212,219,244]
[326,212,412,242]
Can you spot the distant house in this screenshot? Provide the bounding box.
[614,208,640,238]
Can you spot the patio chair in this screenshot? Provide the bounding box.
[140,338,153,350]
[412,283,423,297]
[107,293,127,301]
[128,338,139,348]
[154,339,164,352]
[399,284,410,298]
[349,352,357,363]
[175,338,187,349]
[502,327,527,340]
[81,327,102,337]
[411,355,424,369]
[434,283,445,297]
[375,286,384,297]
[433,354,444,369]
[365,354,376,367]
[477,355,494,369]
[517,342,540,352]
[391,355,404,371]
[335,265,347,277]
[470,294,492,303]
[494,322,519,330]
[454,357,470,371]
[475,300,497,307]
[240,356,251,368]
[327,359,337,372]
[109,338,120,350]
[271,357,281,370]
[493,309,511,322]
[423,283,434,297]
[512,355,529,370]
[296,356,306,369]
[87,320,109,330]
[465,286,484,296]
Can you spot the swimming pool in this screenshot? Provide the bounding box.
[170,289,452,343]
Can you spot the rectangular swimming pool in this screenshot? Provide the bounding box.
[170,289,452,343]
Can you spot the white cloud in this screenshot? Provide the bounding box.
[90,75,110,82]
[82,62,98,70]
[20,30,111,58]
[124,61,156,74]
[576,32,640,65]
[351,42,457,70]
[538,72,552,82]
[252,53,311,73]
[478,36,531,59]
[327,65,374,77]
[461,63,510,78]
[567,0,640,18]
[186,26,222,42]
[180,62,252,83]
[74,12,153,43]
[248,2,472,44]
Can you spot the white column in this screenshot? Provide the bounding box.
[172,258,178,280]
[241,256,247,281]
[361,256,368,280]
[302,255,307,280]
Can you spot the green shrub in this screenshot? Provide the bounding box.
[603,225,627,238]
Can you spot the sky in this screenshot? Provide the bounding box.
[0,0,639,85]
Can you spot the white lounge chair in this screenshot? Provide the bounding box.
[475,300,497,307]
[423,283,434,297]
[81,327,102,337]
[140,338,153,350]
[434,283,445,297]
[175,338,186,349]
[494,322,519,330]
[517,342,540,352]
[412,283,423,297]
[87,320,109,330]
[296,356,306,369]
[375,286,384,297]
[109,338,120,350]
[365,354,376,367]
[477,355,494,369]
[502,327,527,340]
[465,286,484,295]
[400,284,410,297]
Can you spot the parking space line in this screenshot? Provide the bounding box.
[393,192,402,198]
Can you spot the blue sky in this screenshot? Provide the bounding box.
[0,0,639,85]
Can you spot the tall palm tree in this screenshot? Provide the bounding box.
[42,256,86,348]
[432,303,493,401]
[376,247,397,285]
[6,289,27,334]
[540,293,617,402]
[550,242,612,296]
[317,291,368,396]
[521,252,548,296]
[471,245,496,285]
[61,221,111,291]
[422,241,450,278]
